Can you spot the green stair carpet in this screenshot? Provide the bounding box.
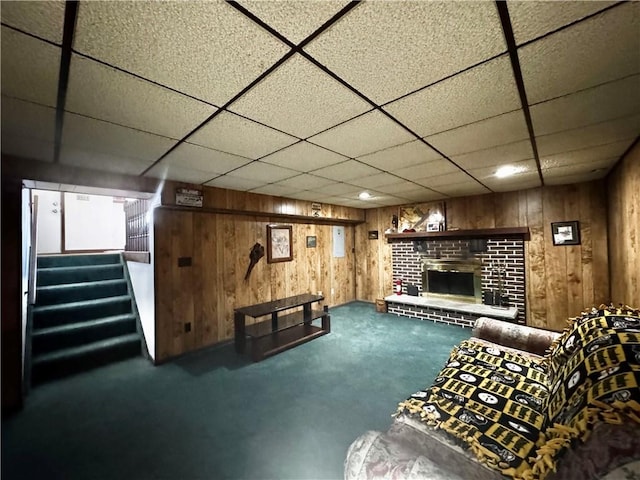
[31,253,141,385]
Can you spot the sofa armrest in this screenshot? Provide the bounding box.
[472,317,561,356]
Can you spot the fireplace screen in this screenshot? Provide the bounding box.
[422,259,482,303]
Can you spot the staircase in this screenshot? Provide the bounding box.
[30,253,142,385]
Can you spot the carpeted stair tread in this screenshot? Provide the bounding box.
[32,333,141,365]
[32,295,132,329]
[33,295,131,315]
[37,253,121,268]
[33,314,136,337]
[37,264,124,286]
[36,279,128,305]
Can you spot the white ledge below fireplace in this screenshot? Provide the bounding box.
[384,294,519,321]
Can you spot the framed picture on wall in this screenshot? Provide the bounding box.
[551,221,581,246]
[267,225,293,263]
[306,236,317,248]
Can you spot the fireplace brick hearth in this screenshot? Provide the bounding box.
[390,237,526,325]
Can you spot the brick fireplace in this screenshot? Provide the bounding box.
[389,236,526,325]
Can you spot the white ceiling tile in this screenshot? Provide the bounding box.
[384,56,521,137]
[484,177,542,193]
[451,140,534,170]
[374,181,423,196]
[144,164,219,184]
[543,165,613,185]
[305,1,505,104]
[308,111,415,158]
[274,174,336,190]
[320,195,355,206]
[468,159,539,181]
[59,146,153,176]
[310,160,382,182]
[401,189,447,203]
[61,112,177,166]
[543,156,618,177]
[261,141,347,172]
[364,194,406,207]
[187,111,298,160]
[161,143,251,175]
[520,3,640,104]
[426,110,529,157]
[351,173,405,189]
[286,190,326,202]
[1,27,60,107]
[204,175,263,191]
[227,161,298,183]
[66,55,215,140]
[237,1,349,45]
[509,1,616,45]
[530,75,640,136]
[1,0,66,44]
[415,171,474,189]
[249,184,302,198]
[229,54,371,138]
[317,183,362,196]
[437,183,492,197]
[540,139,633,170]
[395,159,460,180]
[73,1,290,105]
[357,140,442,170]
[1,96,56,162]
[1,96,56,143]
[536,115,640,157]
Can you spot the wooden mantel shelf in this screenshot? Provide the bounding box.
[385,227,530,240]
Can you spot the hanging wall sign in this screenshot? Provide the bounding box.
[175,188,203,207]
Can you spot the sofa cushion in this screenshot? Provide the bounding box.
[397,339,551,479]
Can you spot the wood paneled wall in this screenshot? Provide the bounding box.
[607,141,640,306]
[153,202,356,362]
[356,181,610,331]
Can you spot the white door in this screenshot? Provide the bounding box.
[34,190,62,254]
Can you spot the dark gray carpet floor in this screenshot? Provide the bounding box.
[2,301,471,480]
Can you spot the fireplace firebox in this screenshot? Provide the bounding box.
[422,258,482,303]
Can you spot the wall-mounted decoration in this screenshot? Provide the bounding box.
[368,230,379,240]
[399,202,446,232]
[245,243,265,280]
[311,202,322,217]
[267,225,293,263]
[175,187,203,207]
[551,221,581,246]
[306,236,317,248]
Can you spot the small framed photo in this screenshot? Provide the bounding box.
[368,230,379,240]
[267,225,293,263]
[551,221,580,246]
[306,235,317,248]
[426,222,440,232]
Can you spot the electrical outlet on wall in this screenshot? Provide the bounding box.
[331,288,335,296]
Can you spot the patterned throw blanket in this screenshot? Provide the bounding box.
[397,305,640,480]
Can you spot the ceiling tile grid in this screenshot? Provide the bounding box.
[357,139,443,170]
[273,174,337,191]
[66,55,216,140]
[60,146,155,176]
[204,175,264,191]
[530,75,640,137]
[304,1,506,104]
[540,139,635,170]
[249,183,303,198]
[450,140,535,171]
[73,0,290,106]
[229,54,372,138]
[144,164,227,185]
[1,27,61,107]
[260,141,347,172]
[225,161,299,184]
[0,0,66,44]
[308,110,415,158]
[60,113,178,171]
[1,96,57,149]
[394,159,461,182]
[160,143,251,176]
[186,111,298,160]
[508,0,616,45]
[519,2,640,105]
[309,159,382,182]
[425,110,529,157]
[383,55,521,138]
[238,0,350,45]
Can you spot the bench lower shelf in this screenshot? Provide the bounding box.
[251,323,329,362]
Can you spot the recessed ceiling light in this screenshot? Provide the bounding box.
[495,165,521,178]
[358,191,372,200]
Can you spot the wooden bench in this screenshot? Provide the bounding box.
[234,293,330,361]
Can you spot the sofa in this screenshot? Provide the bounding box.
[345,307,640,480]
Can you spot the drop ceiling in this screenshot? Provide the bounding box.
[1,0,639,209]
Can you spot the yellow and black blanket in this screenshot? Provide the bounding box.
[397,306,640,480]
